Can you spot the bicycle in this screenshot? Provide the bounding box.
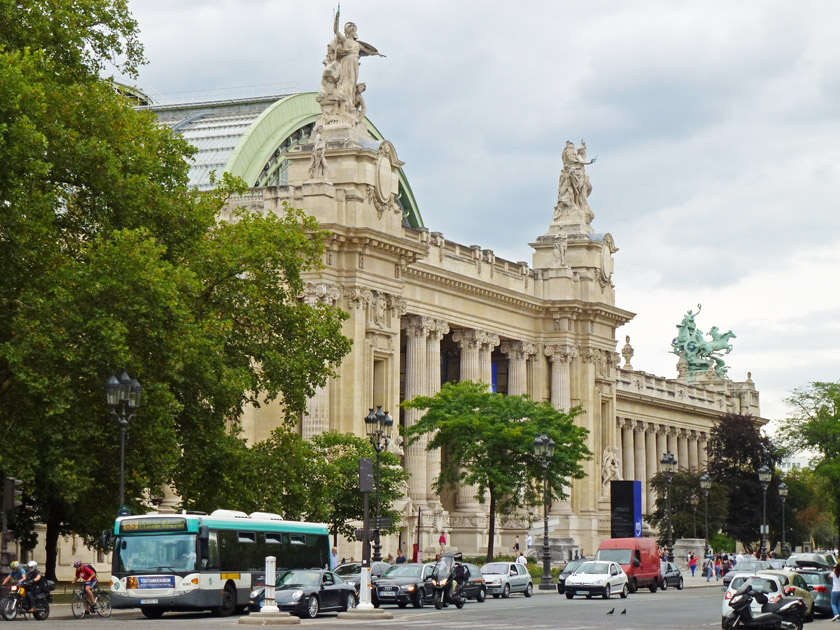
[71,584,111,619]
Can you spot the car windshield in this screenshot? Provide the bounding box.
[578,562,609,575]
[334,564,359,576]
[114,534,197,574]
[481,563,510,575]
[382,565,422,578]
[798,572,829,585]
[277,570,321,587]
[562,560,583,575]
[731,577,777,593]
[736,562,767,572]
[595,549,632,564]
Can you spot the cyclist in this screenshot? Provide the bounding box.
[71,560,98,613]
[22,560,43,613]
[1,560,26,586]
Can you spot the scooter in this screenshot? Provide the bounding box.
[724,582,805,630]
[431,552,466,610]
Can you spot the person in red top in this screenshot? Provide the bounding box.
[72,560,98,614]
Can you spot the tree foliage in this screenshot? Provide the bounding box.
[403,380,590,561]
[779,381,840,543]
[0,0,351,578]
[645,470,728,548]
[706,413,781,549]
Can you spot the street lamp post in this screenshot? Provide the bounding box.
[758,465,771,561]
[700,473,711,559]
[660,452,677,562]
[105,371,142,514]
[689,494,699,539]
[364,406,393,563]
[533,433,556,591]
[778,482,788,559]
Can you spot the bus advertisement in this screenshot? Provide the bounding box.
[108,510,330,619]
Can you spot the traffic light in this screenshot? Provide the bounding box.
[3,477,22,513]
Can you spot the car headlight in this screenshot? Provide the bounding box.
[291,590,303,601]
[250,588,264,599]
[405,585,415,592]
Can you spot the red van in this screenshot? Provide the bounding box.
[595,537,661,593]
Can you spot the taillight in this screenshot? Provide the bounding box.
[724,591,733,600]
[769,594,781,603]
[813,586,827,593]
[784,587,794,595]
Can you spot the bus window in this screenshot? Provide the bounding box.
[206,532,219,570]
[290,534,305,545]
[266,533,283,545]
[238,532,256,544]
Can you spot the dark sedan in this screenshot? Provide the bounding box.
[557,560,584,595]
[659,561,684,590]
[247,569,357,618]
[795,569,833,617]
[333,561,391,594]
[373,563,436,608]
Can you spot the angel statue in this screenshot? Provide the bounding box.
[601,445,622,488]
[326,9,384,116]
[555,140,597,224]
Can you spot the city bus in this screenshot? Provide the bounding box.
[108,509,330,618]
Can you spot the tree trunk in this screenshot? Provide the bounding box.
[486,485,496,562]
[44,516,60,582]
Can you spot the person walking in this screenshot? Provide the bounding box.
[703,554,713,582]
[526,533,533,550]
[439,531,447,552]
[714,555,723,581]
[689,553,697,577]
[516,552,527,567]
[830,562,840,621]
[513,535,520,553]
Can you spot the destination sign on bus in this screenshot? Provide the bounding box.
[120,517,188,533]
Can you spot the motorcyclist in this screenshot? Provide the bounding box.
[1,560,26,586]
[22,560,43,613]
[451,562,469,601]
[71,560,98,613]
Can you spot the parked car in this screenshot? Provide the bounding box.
[757,570,815,621]
[785,553,837,570]
[557,559,585,595]
[372,562,435,608]
[660,561,684,590]
[333,561,391,594]
[794,569,833,618]
[722,561,771,589]
[721,573,786,624]
[247,569,357,618]
[564,561,629,600]
[461,563,488,602]
[595,537,660,593]
[480,561,533,599]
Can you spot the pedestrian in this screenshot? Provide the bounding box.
[386,553,394,564]
[714,555,723,581]
[439,530,447,552]
[513,535,520,553]
[830,562,840,621]
[395,549,406,564]
[703,555,713,582]
[516,552,527,567]
[330,547,339,570]
[526,533,533,550]
[689,552,697,577]
[580,548,586,560]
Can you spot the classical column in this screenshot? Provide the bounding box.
[633,423,646,511]
[698,433,709,470]
[656,427,667,471]
[621,420,635,481]
[645,424,658,514]
[688,430,699,472]
[545,344,577,411]
[678,429,689,471]
[500,341,534,396]
[452,329,486,511]
[479,332,500,392]
[667,428,678,460]
[402,315,430,503]
[425,320,449,503]
[302,382,330,440]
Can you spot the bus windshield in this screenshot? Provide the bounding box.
[115,534,197,574]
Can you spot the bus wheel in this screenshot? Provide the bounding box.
[215,584,236,617]
[141,607,164,619]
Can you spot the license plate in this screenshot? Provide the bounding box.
[380,591,395,597]
[140,599,159,604]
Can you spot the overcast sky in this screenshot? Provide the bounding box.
[118,0,840,425]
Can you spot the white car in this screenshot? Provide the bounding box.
[721,573,785,623]
[564,561,629,600]
[479,562,533,598]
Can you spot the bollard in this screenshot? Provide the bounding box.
[261,556,279,614]
[357,565,373,610]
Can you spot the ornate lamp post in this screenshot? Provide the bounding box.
[689,494,699,539]
[660,452,677,562]
[778,482,788,558]
[758,465,771,560]
[105,371,142,514]
[364,406,393,562]
[700,473,711,559]
[533,433,556,590]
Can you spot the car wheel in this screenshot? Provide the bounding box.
[344,593,357,611]
[502,583,510,599]
[660,578,668,591]
[648,580,658,593]
[398,602,408,608]
[304,596,319,619]
[677,577,684,591]
[414,590,425,608]
[476,587,486,603]
[492,594,500,599]
[524,583,533,598]
[620,584,628,599]
[602,585,611,600]
[629,578,638,593]
[141,607,164,619]
[565,591,574,600]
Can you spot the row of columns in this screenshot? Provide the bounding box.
[618,419,708,513]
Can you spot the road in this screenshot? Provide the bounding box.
[33,587,840,629]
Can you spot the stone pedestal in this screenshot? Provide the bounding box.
[238,612,300,625]
[338,607,394,620]
[673,538,707,568]
[528,536,579,563]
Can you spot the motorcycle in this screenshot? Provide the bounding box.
[0,579,55,621]
[724,582,806,630]
[431,552,466,610]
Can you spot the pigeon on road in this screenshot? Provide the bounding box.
[606,608,615,615]
[621,609,627,615]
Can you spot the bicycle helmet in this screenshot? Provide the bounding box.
[10,561,18,570]
[74,560,82,567]
[26,560,37,571]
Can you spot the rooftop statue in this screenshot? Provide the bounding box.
[550,140,597,234]
[670,304,737,380]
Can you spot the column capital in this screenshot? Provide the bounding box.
[301,282,342,306]
[401,314,433,338]
[500,340,536,359]
[452,328,481,349]
[646,422,658,434]
[482,332,500,351]
[427,318,450,340]
[545,343,578,363]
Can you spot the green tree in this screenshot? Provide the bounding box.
[706,413,781,551]
[0,0,351,578]
[403,380,590,561]
[309,432,409,545]
[779,381,840,542]
[645,471,728,548]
